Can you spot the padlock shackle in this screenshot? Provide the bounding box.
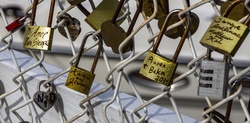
[74,32,102,74]
[163,0,169,16]
[152,11,177,53]
[172,16,190,62]
[222,0,242,17]
[30,0,38,25]
[47,0,56,27]
[244,13,250,25]
[126,0,142,35]
[77,4,90,16]
[111,0,125,24]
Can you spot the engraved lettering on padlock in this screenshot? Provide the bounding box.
[23,0,55,51]
[65,32,101,95]
[200,1,250,56]
[139,11,190,86]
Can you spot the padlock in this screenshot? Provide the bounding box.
[75,0,125,31]
[65,32,102,95]
[23,0,55,51]
[101,0,142,54]
[5,16,27,32]
[157,2,200,39]
[67,0,84,5]
[197,49,229,98]
[200,0,250,56]
[139,11,190,86]
[57,13,81,41]
[33,80,58,111]
[220,0,248,22]
[143,0,169,20]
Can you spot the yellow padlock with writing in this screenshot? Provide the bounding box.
[200,0,250,56]
[23,0,55,51]
[65,32,102,95]
[139,11,190,86]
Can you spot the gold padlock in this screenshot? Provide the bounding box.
[200,0,250,56]
[139,11,190,86]
[23,0,55,51]
[76,0,125,31]
[65,32,102,95]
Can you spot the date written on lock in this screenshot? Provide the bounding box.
[139,51,177,86]
[65,66,95,94]
[23,26,54,51]
[200,16,249,56]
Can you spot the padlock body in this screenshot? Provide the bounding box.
[65,66,95,95]
[5,20,20,32]
[67,0,84,5]
[139,51,177,86]
[85,0,125,30]
[200,16,249,56]
[198,60,229,98]
[23,25,54,51]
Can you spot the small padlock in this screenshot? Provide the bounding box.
[5,16,27,32]
[23,0,56,51]
[197,49,229,98]
[139,11,190,86]
[143,0,169,20]
[200,0,250,56]
[75,0,125,31]
[65,32,102,95]
[57,13,81,41]
[67,0,84,5]
[220,0,248,22]
[101,0,142,54]
[33,80,58,111]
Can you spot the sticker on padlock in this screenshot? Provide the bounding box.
[200,0,250,56]
[139,11,190,86]
[143,0,169,20]
[33,80,58,111]
[23,0,55,51]
[65,32,102,95]
[101,0,142,54]
[57,13,81,41]
[198,50,229,98]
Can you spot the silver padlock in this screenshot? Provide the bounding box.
[198,49,229,98]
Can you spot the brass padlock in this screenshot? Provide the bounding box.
[101,0,142,54]
[139,11,190,86]
[23,0,55,51]
[76,0,125,30]
[200,0,250,56]
[67,0,84,5]
[143,0,169,20]
[65,32,102,95]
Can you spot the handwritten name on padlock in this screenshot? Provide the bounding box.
[200,16,249,56]
[23,26,54,51]
[139,52,177,86]
[65,66,95,94]
[33,91,57,111]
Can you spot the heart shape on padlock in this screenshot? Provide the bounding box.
[33,91,57,111]
[101,20,133,54]
[58,18,81,41]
